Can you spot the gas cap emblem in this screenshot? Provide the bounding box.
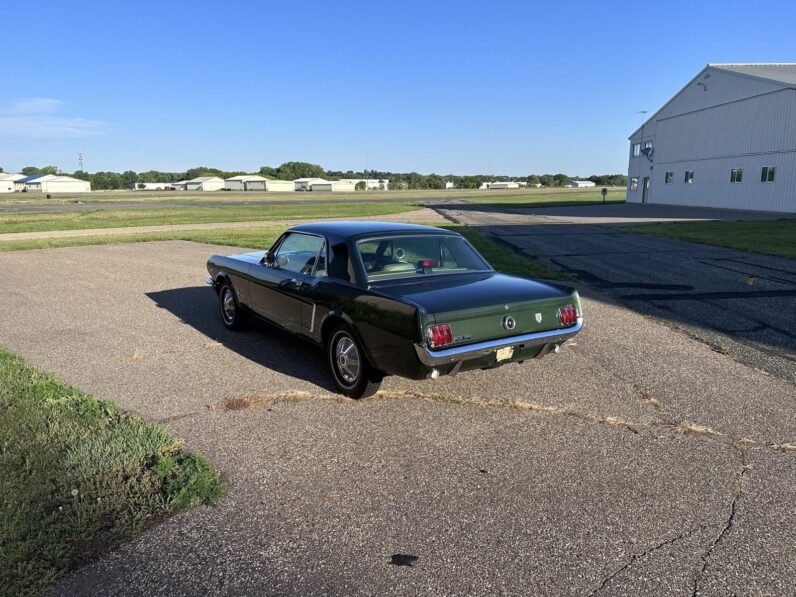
[502,315,516,331]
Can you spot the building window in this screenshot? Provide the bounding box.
[684,171,694,184]
[630,177,639,191]
[664,171,673,184]
[730,168,743,183]
[761,166,776,182]
[643,140,653,151]
[632,143,641,157]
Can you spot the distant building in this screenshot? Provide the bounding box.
[0,173,24,193]
[565,180,596,188]
[224,175,267,191]
[185,176,225,191]
[310,181,357,192]
[294,177,327,191]
[338,178,390,190]
[628,63,796,212]
[127,182,175,191]
[487,181,520,190]
[243,179,295,192]
[20,174,91,193]
[445,182,455,189]
[172,180,190,191]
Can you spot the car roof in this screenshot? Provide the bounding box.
[289,221,459,242]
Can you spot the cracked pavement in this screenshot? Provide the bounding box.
[0,240,794,595]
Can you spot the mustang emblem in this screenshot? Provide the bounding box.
[535,313,543,323]
[502,315,516,331]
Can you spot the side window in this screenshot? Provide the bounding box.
[274,233,325,275]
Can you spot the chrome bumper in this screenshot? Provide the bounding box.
[206,277,216,286]
[413,318,583,366]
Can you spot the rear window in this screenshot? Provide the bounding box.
[356,235,491,281]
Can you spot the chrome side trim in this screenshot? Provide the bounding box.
[206,277,216,286]
[413,318,583,366]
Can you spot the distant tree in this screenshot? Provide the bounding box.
[21,165,59,176]
[258,166,278,178]
[120,170,138,188]
[138,182,146,189]
[0,166,4,173]
[275,161,325,180]
[354,181,367,191]
[72,170,91,181]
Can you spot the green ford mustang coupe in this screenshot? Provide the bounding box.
[207,222,582,398]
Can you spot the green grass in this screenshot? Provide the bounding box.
[0,202,415,234]
[464,188,626,208]
[0,227,284,252]
[623,219,796,260]
[0,187,625,206]
[444,225,563,279]
[0,349,223,595]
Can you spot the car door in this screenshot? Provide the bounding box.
[249,232,325,332]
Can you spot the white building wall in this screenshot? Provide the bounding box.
[627,69,796,213]
[0,179,13,193]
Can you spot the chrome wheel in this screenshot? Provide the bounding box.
[221,288,236,323]
[335,335,360,385]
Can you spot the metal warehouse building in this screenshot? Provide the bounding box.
[628,63,796,213]
[19,174,91,193]
[224,175,267,191]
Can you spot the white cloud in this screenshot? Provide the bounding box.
[0,98,108,138]
[6,97,64,114]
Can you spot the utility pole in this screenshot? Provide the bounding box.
[78,152,85,172]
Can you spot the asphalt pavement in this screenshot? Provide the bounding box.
[440,202,796,384]
[0,241,793,595]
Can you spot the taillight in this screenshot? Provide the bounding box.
[427,324,453,348]
[558,305,578,326]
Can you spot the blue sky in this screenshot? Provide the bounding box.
[2,0,795,176]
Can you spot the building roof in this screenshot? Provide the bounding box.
[0,173,25,181]
[187,176,224,183]
[19,174,57,183]
[294,177,326,183]
[225,175,269,182]
[710,63,796,86]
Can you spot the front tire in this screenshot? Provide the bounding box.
[218,281,245,330]
[326,326,380,399]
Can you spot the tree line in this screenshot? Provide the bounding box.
[10,162,627,190]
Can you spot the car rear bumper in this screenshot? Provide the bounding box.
[413,318,583,367]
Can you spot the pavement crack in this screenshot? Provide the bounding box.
[691,448,749,596]
[589,525,711,596]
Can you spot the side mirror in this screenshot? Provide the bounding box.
[263,251,274,266]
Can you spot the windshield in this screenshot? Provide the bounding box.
[356,235,491,281]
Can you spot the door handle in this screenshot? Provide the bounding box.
[289,278,304,287]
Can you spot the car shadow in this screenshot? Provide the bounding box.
[146,286,336,392]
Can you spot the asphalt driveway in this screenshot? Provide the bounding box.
[441,203,796,384]
[0,241,794,595]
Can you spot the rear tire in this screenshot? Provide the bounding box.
[326,325,380,399]
[218,281,245,330]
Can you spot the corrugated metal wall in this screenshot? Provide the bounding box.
[627,68,796,213]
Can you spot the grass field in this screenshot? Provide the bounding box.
[0,223,561,278]
[0,349,222,595]
[624,219,796,260]
[463,187,626,208]
[0,202,415,234]
[0,187,626,206]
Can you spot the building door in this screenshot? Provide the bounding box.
[642,177,650,203]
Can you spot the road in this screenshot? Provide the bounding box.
[0,241,793,595]
[439,202,796,384]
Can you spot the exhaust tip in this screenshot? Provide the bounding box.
[429,368,440,380]
[552,344,561,354]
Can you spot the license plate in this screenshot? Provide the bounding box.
[496,346,514,362]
